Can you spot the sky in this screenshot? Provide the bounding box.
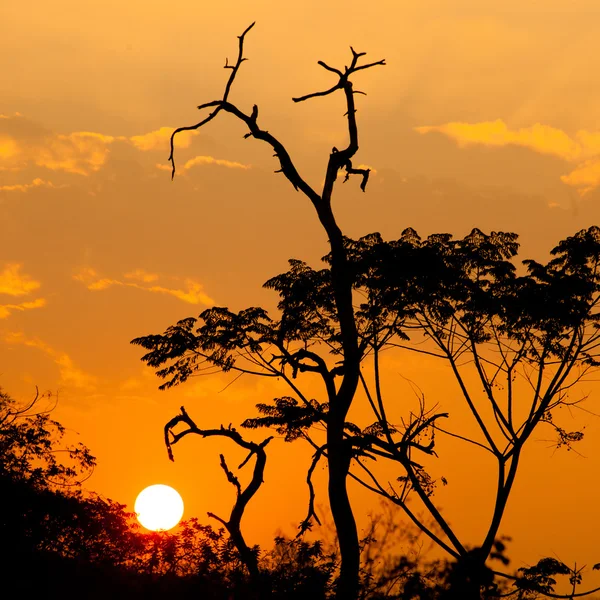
[2,0,600,590]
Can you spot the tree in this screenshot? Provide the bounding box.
[0,386,343,598]
[0,386,95,489]
[133,22,384,600]
[132,24,600,599]
[334,226,600,598]
[0,387,248,597]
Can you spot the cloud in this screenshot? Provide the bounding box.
[3,332,97,391]
[0,137,19,161]
[73,267,214,306]
[0,177,57,193]
[0,116,245,183]
[182,155,250,171]
[356,164,377,175]
[124,269,159,283]
[0,115,116,175]
[152,280,213,305]
[415,120,587,160]
[560,159,600,196]
[0,264,46,319]
[40,132,116,174]
[0,263,41,296]
[0,298,46,320]
[154,154,251,174]
[129,126,198,151]
[416,119,600,195]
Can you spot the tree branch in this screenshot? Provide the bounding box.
[163,405,272,579]
[297,444,326,536]
[167,22,255,178]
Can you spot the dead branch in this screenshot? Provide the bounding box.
[164,405,272,579]
[297,444,326,536]
[168,24,385,205]
[167,22,255,178]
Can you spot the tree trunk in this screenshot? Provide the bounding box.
[327,423,360,599]
[325,229,362,600]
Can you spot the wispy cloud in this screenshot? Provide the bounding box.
[0,263,41,296]
[0,264,46,319]
[0,263,46,320]
[356,164,377,174]
[1,115,249,184]
[0,298,46,320]
[0,115,116,175]
[129,126,198,151]
[3,332,97,390]
[0,177,57,193]
[560,159,600,193]
[73,267,214,306]
[182,155,250,171]
[124,269,159,283]
[416,119,600,195]
[155,154,251,173]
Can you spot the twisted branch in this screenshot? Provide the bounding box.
[164,405,272,579]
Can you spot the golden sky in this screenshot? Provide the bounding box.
[3,0,600,587]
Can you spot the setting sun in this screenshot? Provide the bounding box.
[5,3,600,597]
[135,484,184,531]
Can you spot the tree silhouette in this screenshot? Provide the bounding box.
[0,386,95,489]
[134,22,384,600]
[335,226,600,598]
[1,386,340,598]
[132,24,600,600]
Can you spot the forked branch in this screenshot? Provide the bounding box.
[167,22,255,178]
[168,24,385,204]
[292,47,386,103]
[164,405,272,579]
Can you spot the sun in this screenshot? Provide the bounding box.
[135,484,184,531]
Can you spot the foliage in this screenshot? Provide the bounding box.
[133,226,600,598]
[0,387,95,489]
[262,536,338,598]
[514,557,572,597]
[0,386,341,598]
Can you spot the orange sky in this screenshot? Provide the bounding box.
[2,1,600,591]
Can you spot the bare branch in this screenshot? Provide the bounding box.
[163,405,272,579]
[167,22,255,178]
[219,453,241,496]
[293,83,341,103]
[297,444,326,536]
[317,60,342,76]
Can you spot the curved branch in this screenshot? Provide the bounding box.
[164,405,272,579]
[348,461,460,559]
[168,22,255,178]
[297,444,326,536]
